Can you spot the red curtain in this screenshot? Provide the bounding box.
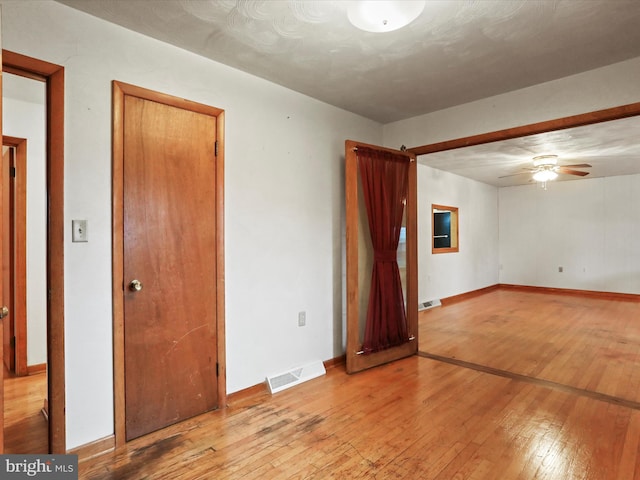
[357,147,409,354]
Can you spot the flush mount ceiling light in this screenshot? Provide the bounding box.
[347,1,426,33]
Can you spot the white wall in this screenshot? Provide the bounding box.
[6,0,640,452]
[418,166,498,301]
[499,175,640,294]
[3,80,48,367]
[384,56,640,300]
[1,0,382,449]
[384,56,640,149]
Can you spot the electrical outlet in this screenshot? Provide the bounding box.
[298,311,306,327]
[72,220,88,242]
[558,266,563,273]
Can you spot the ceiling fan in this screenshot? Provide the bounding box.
[500,155,592,183]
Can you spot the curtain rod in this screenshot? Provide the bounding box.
[352,146,416,161]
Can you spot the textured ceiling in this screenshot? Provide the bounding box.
[420,115,640,187]
[50,0,640,187]
[57,0,640,124]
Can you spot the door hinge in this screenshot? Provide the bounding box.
[215,141,218,157]
[10,166,16,178]
[216,362,219,377]
[10,336,16,348]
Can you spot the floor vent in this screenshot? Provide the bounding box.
[266,360,326,394]
[418,299,441,311]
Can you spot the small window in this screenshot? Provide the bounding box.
[432,204,458,254]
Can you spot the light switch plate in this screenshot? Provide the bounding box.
[72,220,88,242]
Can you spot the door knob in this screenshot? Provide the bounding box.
[0,306,8,319]
[129,279,143,292]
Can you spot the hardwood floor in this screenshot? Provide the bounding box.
[419,288,640,404]
[3,369,48,453]
[78,354,640,479]
[14,288,640,478]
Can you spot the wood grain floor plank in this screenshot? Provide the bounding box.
[69,353,640,479]
[618,411,640,480]
[420,288,640,404]
[9,288,640,479]
[3,370,48,453]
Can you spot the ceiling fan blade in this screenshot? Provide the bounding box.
[557,167,589,176]
[499,167,535,179]
[561,163,592,168]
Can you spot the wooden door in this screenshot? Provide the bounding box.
[115,82,224,441]
[3,137,27,377]
[345,140,418,374]
[2,145,12,372]
[0,31,5,452]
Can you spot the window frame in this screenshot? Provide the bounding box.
[432,204,459,254]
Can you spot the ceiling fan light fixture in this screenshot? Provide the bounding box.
[347,1,425,33]
[532,169,558,182]
[532,154,558,167]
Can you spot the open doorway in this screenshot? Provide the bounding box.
[1,50,66,454]
[2,72,48,453]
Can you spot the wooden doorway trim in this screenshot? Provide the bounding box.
[112,80,226,447]
[3,136,27,376]
[407,101,640,156]
[3,50,65,454]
